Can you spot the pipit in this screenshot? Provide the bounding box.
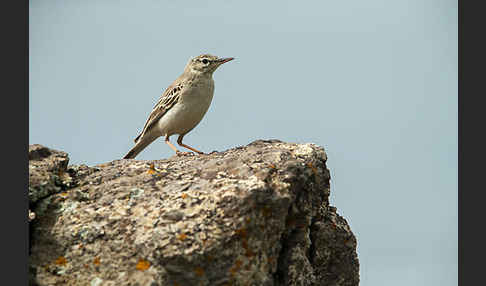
[123,54,234,159]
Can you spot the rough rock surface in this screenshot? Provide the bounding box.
[29,144,71,205]
[29,140,359,286]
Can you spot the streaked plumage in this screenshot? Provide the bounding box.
[123,54,234,159]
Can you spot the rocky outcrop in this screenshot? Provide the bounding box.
[29,144,72,204]
[29,140,359,286]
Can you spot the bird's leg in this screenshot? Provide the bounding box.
[165,135,181,154]
[177,135,204,155]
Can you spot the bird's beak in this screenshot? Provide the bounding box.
[217,57,234,64]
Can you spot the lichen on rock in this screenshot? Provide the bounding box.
[29,140,359,286]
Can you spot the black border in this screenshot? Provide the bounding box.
[2,0,28,284]
[459,0,482,285]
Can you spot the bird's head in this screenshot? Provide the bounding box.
[185,54,234,75]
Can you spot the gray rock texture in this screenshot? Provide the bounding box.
[29,144,71,205]
[29,140,359,286]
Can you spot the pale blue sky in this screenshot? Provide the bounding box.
[29,0,457,285]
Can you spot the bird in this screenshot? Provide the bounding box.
[123,54,234,159]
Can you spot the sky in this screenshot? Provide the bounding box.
[29,0,457,285]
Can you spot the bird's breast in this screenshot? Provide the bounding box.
[159,77,215,135]
[183,77,214,102]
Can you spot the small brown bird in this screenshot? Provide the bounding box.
[123,54,234,159]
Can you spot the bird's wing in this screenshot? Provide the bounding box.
[134,81,184,143]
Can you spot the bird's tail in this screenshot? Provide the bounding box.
[123,134,158,159]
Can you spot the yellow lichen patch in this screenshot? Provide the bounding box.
[136,259,150,271]
[245,249,255,258]
[59,192,69,198]
[181,193,188,199]
[235,228,247,238]
[241,239,248,250]
[54,256,67,266]
[307,162,318,176]
[240,237,254,258]
[147,163,156,175]
[194,267,204,276]
[229,259,242,276]
[178,233,187,241]
[93,257,100,266]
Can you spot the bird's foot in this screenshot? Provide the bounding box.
[176,151,194,156]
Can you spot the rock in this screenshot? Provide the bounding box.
[29,144,70,205]
[28,144,99,216]
[29,140,359,286]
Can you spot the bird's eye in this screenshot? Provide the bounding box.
[202,59,209,64]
